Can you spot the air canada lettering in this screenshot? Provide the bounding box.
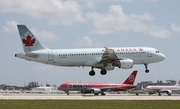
[102,48,143,52]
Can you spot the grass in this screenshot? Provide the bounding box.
[0,100,180,109]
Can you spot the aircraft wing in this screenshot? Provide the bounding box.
[98,47,122,67]
[160,89,170,92]
[160,88,179,93]
[88,86,122,92]
[100,86,124,92]
[89,87,113,92]
[159,89,173,95]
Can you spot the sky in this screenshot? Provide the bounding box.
[0,0,180,86]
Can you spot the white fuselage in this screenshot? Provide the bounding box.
[144,86,180,91]
[15,47,165,68]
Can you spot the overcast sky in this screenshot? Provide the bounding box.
[0,0,180,86]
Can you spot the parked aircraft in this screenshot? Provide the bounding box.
[143,78,180,96]
[58,70,138,95]
[32,87,58,94]
[15,25,166,76]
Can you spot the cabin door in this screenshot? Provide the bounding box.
[147,50,152,57]
[48,51,53,61]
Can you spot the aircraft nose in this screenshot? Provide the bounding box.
[160,53,166,60]
[58,86,62,90]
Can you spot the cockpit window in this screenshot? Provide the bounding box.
[155,51,160,53]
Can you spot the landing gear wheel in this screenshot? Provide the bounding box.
[89,70,95,76]
[94,93,99,96]
[145,69,149,73]
[100,69,107,75]
[66,91,69,95]
[101,93,106,96]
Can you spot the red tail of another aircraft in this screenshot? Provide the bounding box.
[123,70,138,85]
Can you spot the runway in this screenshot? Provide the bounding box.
[1,93,180,100]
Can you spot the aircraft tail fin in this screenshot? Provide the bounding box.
[123,70,138,85]
[175,78,180,87]
[141,85,144,90]
[17,25,47,52]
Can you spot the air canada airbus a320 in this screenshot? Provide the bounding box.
[15,25,166,76]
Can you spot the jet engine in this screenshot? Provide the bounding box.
[166,90,172,95]
[119,59,133,69]
[81,88,101,94]
[91,88,102,95]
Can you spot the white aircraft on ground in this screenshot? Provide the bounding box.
[15,25,166,76]
[143,78,180,96]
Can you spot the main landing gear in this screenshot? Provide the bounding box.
[65,91,69,95]
[89,67,107,76]
[89,69,95,76]
[100,69,107,75]
[144,64,149,73]
[158,93,161,96]
[101,92,106,96]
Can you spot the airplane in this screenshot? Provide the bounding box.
[142,78,180,96]
[58,70,138,95]
[15,25,166,76]
[32,86,58,94]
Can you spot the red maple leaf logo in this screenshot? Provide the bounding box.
[22,35,35,46]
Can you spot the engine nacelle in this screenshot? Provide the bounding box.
[104,65,115,71]
[119,59,133,69]
[91,88,102,94]
[166,90,172,95]
[81,88,101,94]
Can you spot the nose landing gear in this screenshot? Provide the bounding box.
[144,64,149,73]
